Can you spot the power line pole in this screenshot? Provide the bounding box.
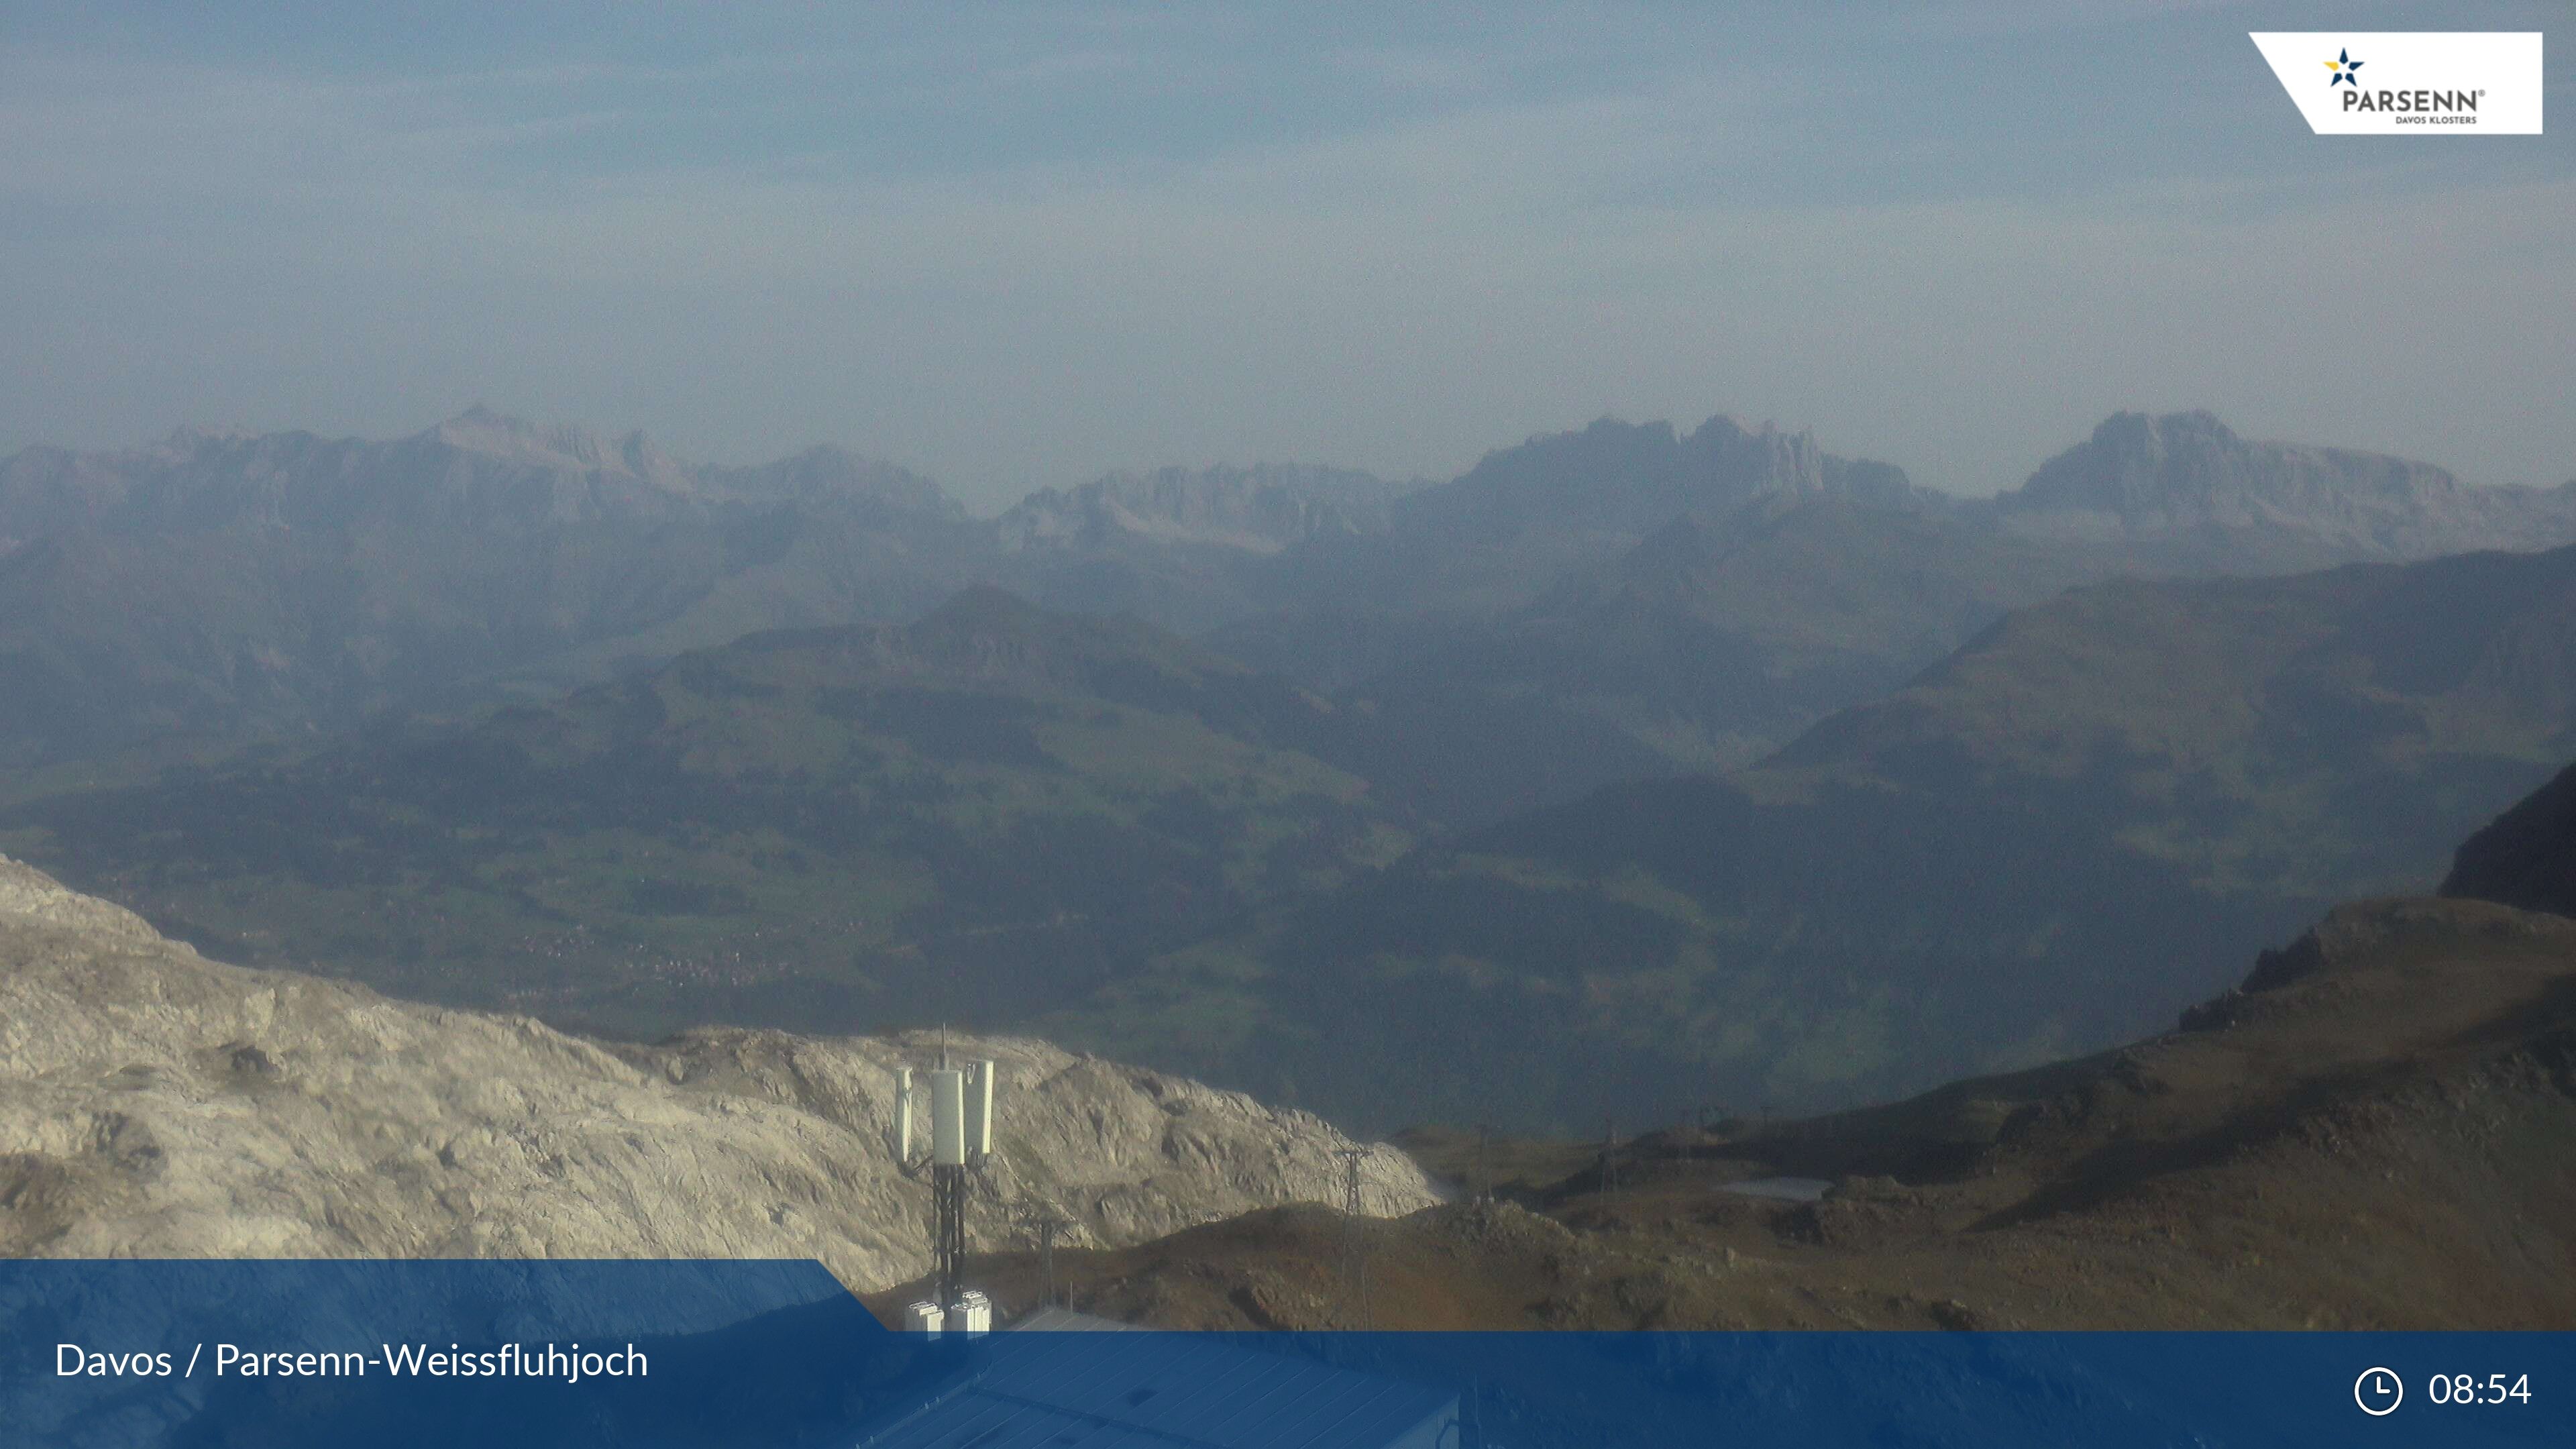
[1016,1201,1073,1308]
[1336,1146,1371,1329]
[1038,1216,1062,1308]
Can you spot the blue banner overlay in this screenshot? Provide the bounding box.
[1,1261,2567,1447]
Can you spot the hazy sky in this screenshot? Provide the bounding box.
[3,2,2568,511]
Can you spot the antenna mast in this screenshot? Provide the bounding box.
[901,1051,1000,1332]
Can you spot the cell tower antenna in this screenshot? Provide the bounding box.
[917,1058,996,1317]
[890,1066,916,1167]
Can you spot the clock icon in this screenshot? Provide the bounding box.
[2356,1367,2405,1417]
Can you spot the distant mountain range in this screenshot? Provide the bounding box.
[0,407,963,536]
[0,408,983,766]
[1245,410,2576,817]
[5,403,2573,1136]
[7,404,2568,784]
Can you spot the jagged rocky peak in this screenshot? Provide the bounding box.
[150,422,263,454]
[365,408,706,530]
[0,853,1436,1284]
[420,413,964,521]
[998,462,1403,553]
[1409,413,1931,540]
[0,409,697,537]
[1681,415,1830,490]
[1682,415,1929,510]
[0,411,962,538]
[421,403,680,484]
[1996,410,2576,555]
[2005,409,2443,520]
[706,443,964,521]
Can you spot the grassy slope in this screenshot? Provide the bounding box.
[0,590,1411,1042]
[1059,547,2576,1134]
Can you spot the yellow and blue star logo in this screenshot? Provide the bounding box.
[2324,48,2364,86]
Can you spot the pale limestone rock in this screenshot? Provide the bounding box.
[0,855,1434,1289]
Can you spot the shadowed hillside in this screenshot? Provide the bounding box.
[2445,759,2576,918]
[1056,545,2576,1133]
[938,888,2576,1332]
[0,590,1412,1042]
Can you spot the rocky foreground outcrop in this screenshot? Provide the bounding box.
[0,856,1433,1290]
[2445,759,2576,919]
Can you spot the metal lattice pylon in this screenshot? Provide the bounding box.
[1335,1147,1371,1328]
[1015,1199,1074,1307]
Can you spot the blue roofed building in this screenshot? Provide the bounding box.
[855,1308,1460,1448]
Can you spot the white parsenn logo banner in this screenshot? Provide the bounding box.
[2250,32,2542,134]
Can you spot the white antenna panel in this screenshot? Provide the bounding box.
[966,1059,996,1159]
[892,1066,914,1162]
[929,1069,967,1167]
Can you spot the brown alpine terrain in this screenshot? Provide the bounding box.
[0,854,1434,1289]
[896,780,2576,1330]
